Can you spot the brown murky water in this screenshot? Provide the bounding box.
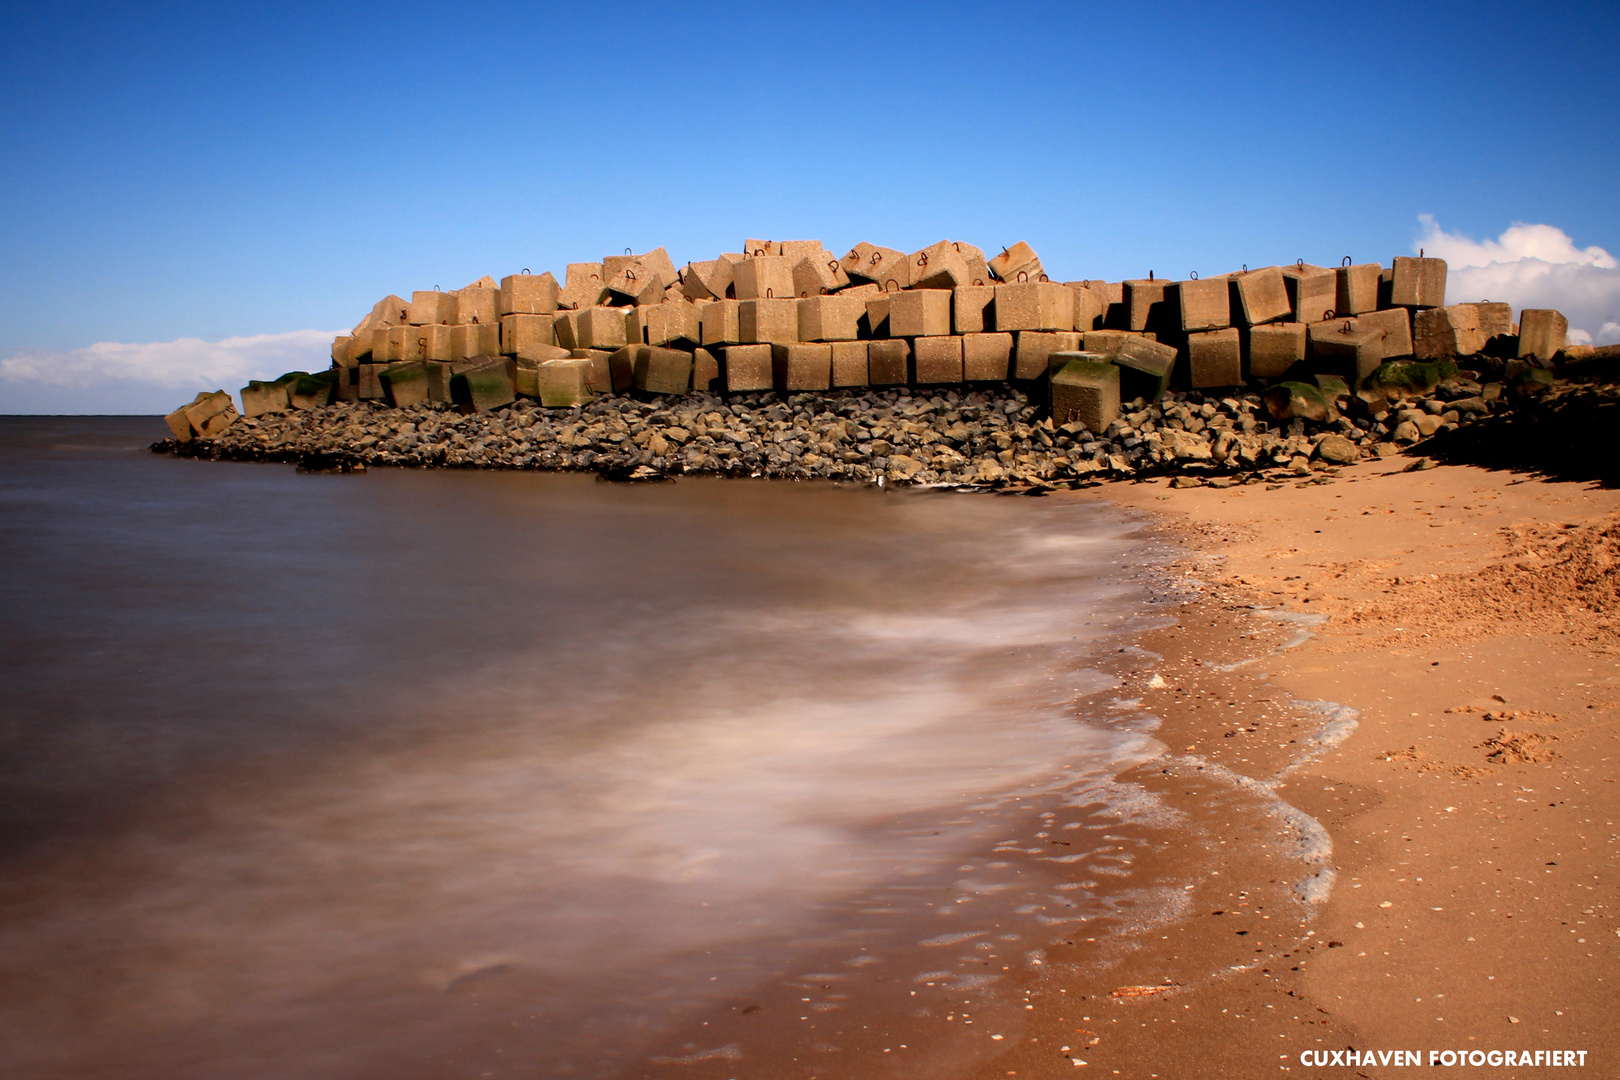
[0,418,1197,1079]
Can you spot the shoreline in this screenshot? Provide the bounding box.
[970,456,1619,1077]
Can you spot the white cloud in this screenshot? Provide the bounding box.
[0,329,341,414]
[1415,217,1620,346]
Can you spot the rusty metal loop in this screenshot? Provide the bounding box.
[625,247,632,255]
[1420,248,1425,258]
[869,252,882,266]
[820,287,829,295]
[828,259,840,272]
[1016,270,1029,283]
[972,278,984,286]
[1190,271,1199,280]
[1242,264,1248,273]
[1038,273,1048,281]
[522,268,530,275]
[916,253,929,266]
[1342,256,1352,267]
[625,269,636,282]
[765,288,774,299]
[1148,270,1154,281]
[1342,320,1353,332]
[883,278,899,292]
[1323,309,1335,322]
[1297,258,1305,268]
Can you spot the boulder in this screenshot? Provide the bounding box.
[1314,434,1360,464]
[1263,381,1334,422]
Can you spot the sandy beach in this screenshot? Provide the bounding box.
[968,458,1619,1077]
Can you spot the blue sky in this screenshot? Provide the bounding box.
[2,0,1617,411]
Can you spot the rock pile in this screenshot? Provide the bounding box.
[158,236,1586,484]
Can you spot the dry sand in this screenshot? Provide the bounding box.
[971,457,1620,1078]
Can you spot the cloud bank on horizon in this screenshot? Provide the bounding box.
[1417,216,1620,346]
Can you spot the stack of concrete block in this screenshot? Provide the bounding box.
[165,390,239,442]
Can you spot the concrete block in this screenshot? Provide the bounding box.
[913,336,964,384]
[830,341,869,387]
[499,272,560,316]
[1228,266,1290,327]
[863,296,891,338]
[739,298,799,344]
[840,243,909,290]
[1173,276,1231,332]
[868,339,911,386]
[682,259,735,301]
[962,332,1013,381]
[771,342,833,391]
[500,313,558,358]
[989,241,1043,284]
[1477,301,1514,349]
[692,347,720,392]
[1518,309,1568,360]
[701,299,741,346]
[1351,307,1413,359]
[744,239,783,257]
[357,363,385,400]
[514,359,540,398]
[733,256,796,300]
[451,322,500,360]
[423,361,453,403]
[632,346,694,396]
[569,350,614,396]
[1310,321,1387,384]
[366,294,412,328]
[552,310,579,351]
[1080,329,1145,357]
[287,373,335,411]
[560,263,607,309]
[908,241,974,290]
[1412,305,1486,359]
[606,256,670,306]
[331,335,354,369]
[1013,330,1081,380]
[724,344,774,392]
[334,366,358,402]
[1122,279,1169,333]
[408,290,456,326]
[1048,356,1120,433]
[607,346,639,394]
[536,359,595,407]
[1387,256,1447,309]
[451,360,515,413]
[575,306,630,351]
[1187,327,1242,388]
[1246,322,1308,379]
[792,253,850,297]
[995,281,1074,332]
[630,301,702,347]
[953,285,995,334]
[240,380,290,418]
[1336,263,1381,316]
[1282,264,1338,326]
[454,284,499,326]
[888,289,952,338]
[797,295,866,341]
[382,361,430,408]
[1113,336,1179,403]
[1065,283,1108,331]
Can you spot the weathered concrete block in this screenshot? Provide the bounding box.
[909,241,976,290]
[1477,301,1514,350]
[1246,322,1308,379]
[739,298,798,344]
[995,281,1074,332]
[830,341,869,387]
[777,240,824,263]
[381,361,430,408]
[1187,327,1242,388]
[172,390,237,439]
[500,272,560,316]
[1351,307,1413,359]
[889,289,952,338]
[724,343,774,392]
[692,347,720,392]
[535,359,594,407]
[954,285,995,334]
[451,322,500,360]
[1228,267,1290,327]
[1066,282,1108,331]
[514,359,540,398]
[500,313,559,358]
[1387,256,1447,309]
[701,299,741,346]
[1413,304,1486,359]
[1114,336,1178,403]
[450,360,514,413]
[1336,263,1380,316]
[792,253,850,297]
[575,306,630,351]
[423,361,453,403]
[331,335,355,369]
[1013,330,1081,380]
[607,346,639,394]
[240,380,289,418]
[913,336,964,384]
[1048,356,1120,433]
[962,332,1013,381]
[797,294,866,341]
[552,310,579,351]
[606,256,671,306]
[334,366,358,402]
[733,256,796,300]
[682,258,735,302]
[560,263,607,309]
[363,294,412,330]
[408,290,455,326]
[1080,329,1151,357]
[357,363,384,400]
[771,342,833,391]
[744,239,783,257]
[1518,309,1568,360]
[569,350,614,396]
[454,284,499,326]
[287,373,335,411]
[630,301,702,347]
[863,296,891,338]
[1310,321,1387,384]
[1123,278,1170,333]
[868,339,910,385]
[1283,264,1338,326]
[1174,276,1231,332]
[416,324,452,363]
[841,243,910,290]
[989,241,1043,284]
[632,346,694,396]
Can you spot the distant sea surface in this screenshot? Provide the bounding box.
[0,416,1184,1080]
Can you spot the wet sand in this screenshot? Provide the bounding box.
[972,459,1620,1078]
